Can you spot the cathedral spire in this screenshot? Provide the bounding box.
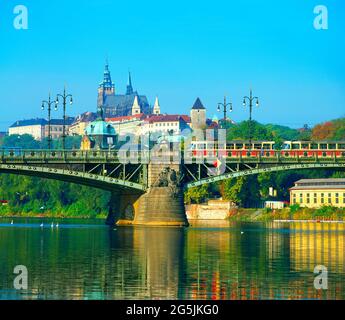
[97,60,115,109]
[126,71,134,95]
[102,60,113,88]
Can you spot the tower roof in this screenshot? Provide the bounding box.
[154,96,160,109]
[126,72,134,95]
[99,61,115,90]
[132,95,140,109]
[192,97,205,110]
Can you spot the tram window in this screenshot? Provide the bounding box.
[338,144,345,150]
[226,144,235,150]
[235,143,243,149]
[328,144,336,150]
[320,144,327,150]
[301,143,309,149]
[244,144,251,150]
[292,143,300,150]
[263,144,271,150]
[310,143,318,150]
[254,144,261,150]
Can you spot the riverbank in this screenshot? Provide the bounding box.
[228,206,345,222]
[1,205,345,222]
[0,211,107,219]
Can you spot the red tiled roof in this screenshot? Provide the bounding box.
[106,113,146,122]
[180,115,191,123]
[144,114,190,124]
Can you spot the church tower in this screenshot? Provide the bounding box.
[132,95,141,115]
[153,96,161,115]
[97,61,115,108]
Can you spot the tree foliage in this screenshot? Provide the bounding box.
[184,185,210,204]
[0,134,108,217]
[312,118,345,140]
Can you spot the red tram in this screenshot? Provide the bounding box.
[190,140,345,158]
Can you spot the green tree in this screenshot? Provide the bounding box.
[184,185,210,204]
[0,134,40,149]
[221,176,261,207]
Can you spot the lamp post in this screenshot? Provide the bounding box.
[41,93,57,150]
[55,87,73,150]
[242,89,259,148]
[217,96,233,129]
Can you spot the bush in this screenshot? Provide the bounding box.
[289,204,301,214]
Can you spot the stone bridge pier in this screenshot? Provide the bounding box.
[106,163,189,227]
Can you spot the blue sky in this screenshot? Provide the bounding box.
[0,0,344,131]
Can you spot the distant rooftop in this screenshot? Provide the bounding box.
[10,118,47,128]
[73,112,97,123]
[49,117,75,126]
[10,117,75,128]
[144,114,191,124]
[295,178,345,184]
[106,113,146,123]
[290,178,345,191]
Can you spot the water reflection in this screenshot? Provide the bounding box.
[0,218,344,300]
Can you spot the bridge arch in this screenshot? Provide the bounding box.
[186,163,345,188]
[0,164,146,192]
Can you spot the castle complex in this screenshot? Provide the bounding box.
[97,63,152,117]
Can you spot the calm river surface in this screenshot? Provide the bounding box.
[0,218,344,300]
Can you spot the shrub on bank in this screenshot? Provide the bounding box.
[228,206,345,222]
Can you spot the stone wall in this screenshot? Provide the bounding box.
[186,200,236,220]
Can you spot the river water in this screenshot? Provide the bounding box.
[0,218,344,300]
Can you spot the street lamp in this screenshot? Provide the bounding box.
[217,96,233,129]
[41,93,58,150]
[242,89,259,148]
[55,87,73,150]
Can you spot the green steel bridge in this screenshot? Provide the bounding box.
[1,149,344,191]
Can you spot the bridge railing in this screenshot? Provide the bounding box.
[1,149,345,164]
